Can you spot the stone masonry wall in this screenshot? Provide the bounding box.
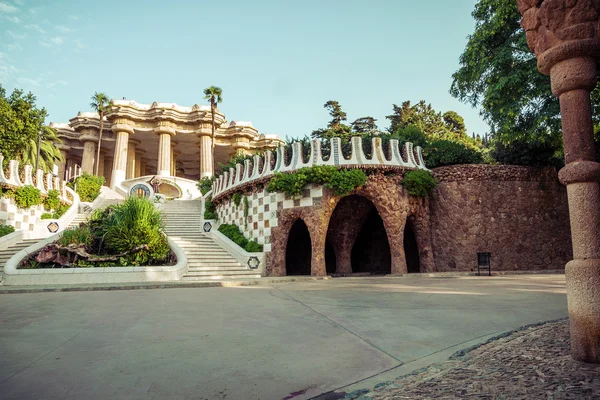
[430,165,572,272]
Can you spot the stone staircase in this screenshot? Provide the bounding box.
[162,200,261,281]
[0,238,40,283]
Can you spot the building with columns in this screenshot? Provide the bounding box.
[49,99,284,189]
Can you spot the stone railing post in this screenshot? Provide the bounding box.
[517,0,600,362]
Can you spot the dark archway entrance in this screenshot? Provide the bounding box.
[351,207,391,274]
[286,219,312,275]
[326,195,391,275]
[404,220,421,273]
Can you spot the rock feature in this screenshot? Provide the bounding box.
[518,0,600,362]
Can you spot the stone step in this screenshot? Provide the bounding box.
[187,266,252,272]
[181,275,261,281]
[188,262,243,268]
[183,270,259,276]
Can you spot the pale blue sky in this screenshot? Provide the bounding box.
[0,0,486,139]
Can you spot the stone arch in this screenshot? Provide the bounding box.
[286,219,312,276]
[326,194,391,275]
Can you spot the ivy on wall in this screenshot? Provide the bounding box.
[218,223,263,252]
[266,165,367,197]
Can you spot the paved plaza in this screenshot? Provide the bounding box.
[0,275,567,399]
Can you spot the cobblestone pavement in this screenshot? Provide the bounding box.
[346,320,600,400]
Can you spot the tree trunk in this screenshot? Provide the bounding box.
[95,111,103,176]
[211,100,215,175]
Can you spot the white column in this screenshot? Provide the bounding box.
[198,134,213,178]
[110,128,132,190]
[157,132,172,176]
[81,141,97,174]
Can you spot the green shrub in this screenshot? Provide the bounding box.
[204,196,217,219]
[40,203,69,220]
[267,166,366,198]
[218,223,263,252]
[59,226,93,247]
[14,185,42,208]
[0,224,15,237]
[424,140,483,168]
[402,170,437,197]
[44,189,61,210]
[99,197,169,265]
[68,173,105,202]
[489,137,562,167]
[232,192,242,207]
[41,213,52,220]
[197,176,215,195]
[326,169,367,196]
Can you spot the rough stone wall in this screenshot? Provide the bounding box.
[430,165,572,272]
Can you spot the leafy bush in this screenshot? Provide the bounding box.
[402,170,437,197]
[40,204,69,220]
[326,169,367,196]
[44,189,61,210]
[14,185,42,208]
[98,197,169,265]
[68,173,105,202]
[243,196,249,219]
[218,223,263,252]
[0,224,15,237]
[197,176,215,195]
[267,166,366,198]
[204,196,217,219]
[59,226,93,247]
[232,192,242,207]
[424,140,483,168]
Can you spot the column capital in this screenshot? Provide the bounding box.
[128,138,142,146]
[112,124,135,135]
[79,134,99,144]
[155,127,176,136]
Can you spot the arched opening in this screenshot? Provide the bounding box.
[404,219,421,273]
[286,219,312,276]
[326,195,391,275]
[351,207,391,274]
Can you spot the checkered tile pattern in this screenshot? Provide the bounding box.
[0,199,45,232]
[216,184,324,253]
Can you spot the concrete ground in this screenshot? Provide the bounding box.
[0,275,567,400]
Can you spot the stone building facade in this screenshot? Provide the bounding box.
[50,99,284,189]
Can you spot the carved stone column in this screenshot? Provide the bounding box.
[518,0,600,363]
[172,150,180,177]
[126,139,140,179]
[98,151,106,181]
[140,158,148,177]
[156,125,175,177]
[104,157,113,187]
[110,121,134,190]
[80,135,97,174]
[56,144,69,180]
[198,127,213,178]
[135,151,143,178]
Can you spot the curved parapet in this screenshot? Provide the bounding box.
[212,136,428,199]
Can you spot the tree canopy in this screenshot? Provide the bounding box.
[0,84,62,170]
[448,0,595,166]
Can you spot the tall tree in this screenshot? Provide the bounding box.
[351,117,379,135]
[442,111,466,136]
[449,0,567,144]
[0,84,62,171]
[203,86,223,174]
[90,92,111,176]
[386,100,446,135]
[312,100,352,139]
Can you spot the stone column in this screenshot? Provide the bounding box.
[126,140,139,179]
[140,158,148,177]
[172,150,180,177]
[104,157,113,187]
[98,151,106,181]
[80,137,97,174]
[135,151,143,178]
[518,0,600,362]
[198,129,213,178]
[156,131,174,176]
[110,123,134,190]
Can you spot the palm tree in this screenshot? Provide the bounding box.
[19,126,63,172]
[203,86,223,175]
[90,92,110,176]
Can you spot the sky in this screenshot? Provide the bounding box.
[0,0,487,139]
